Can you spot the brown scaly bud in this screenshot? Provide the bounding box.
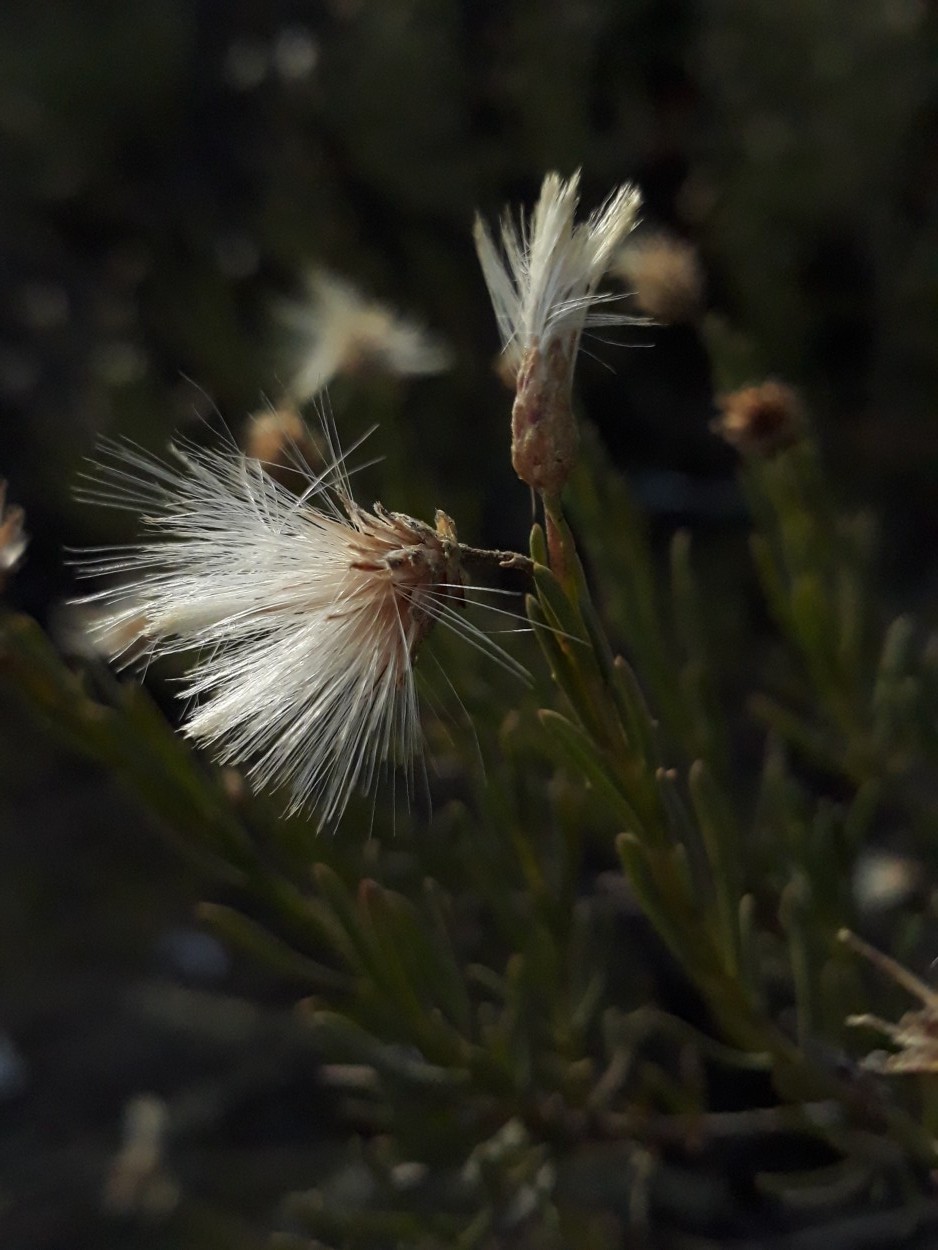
[712,380,804,458]
[511,337,578,499]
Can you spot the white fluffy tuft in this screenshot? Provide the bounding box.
[473,170,642,377]
[279,269,453,402]
[73,421,519,829]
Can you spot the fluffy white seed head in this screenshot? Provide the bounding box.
[473,171,641,497]
[279,269,453,402]
[74,423,515,828]
[473,171,641,385]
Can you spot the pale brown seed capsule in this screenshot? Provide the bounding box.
[346,502,464,659]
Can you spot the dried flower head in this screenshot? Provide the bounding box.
[280,269,452,402]
[0,480,28,589]
[840,929,938,1075]
[712,380,804,458]
[75,421,522,827]
[614,231,704,324]
[474,171,641,498]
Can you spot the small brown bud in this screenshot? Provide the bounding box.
[243,405,326,489]
[615,231,704,324]
[712,380,804,458]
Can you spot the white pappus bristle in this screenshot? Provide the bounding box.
[73,421,524,829]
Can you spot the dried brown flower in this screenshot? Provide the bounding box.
[103,1094,179,1216]
[712,380,804,457]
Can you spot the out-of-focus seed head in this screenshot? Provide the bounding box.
[279,269,452,402]
[615,231,704,324]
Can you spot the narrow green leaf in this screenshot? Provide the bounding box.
[197,902,348,990]
[358,879,471,1048]
[610,654,658,762]
[779,874,816,1049]
[530,521,549,567]
[303,1007,469,1088]
[538,708,645,837]
[738,893,764,1009]
[615,833,688,966]
[688,759,742,970]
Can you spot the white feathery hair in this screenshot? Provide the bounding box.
[74,415,523,828]
[280,268,453,402]
[473,170,641,379]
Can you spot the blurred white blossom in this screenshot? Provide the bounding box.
[280,269,452,401]
[614,230,704,324]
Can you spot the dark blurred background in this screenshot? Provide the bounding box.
[2,1,938,1245]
